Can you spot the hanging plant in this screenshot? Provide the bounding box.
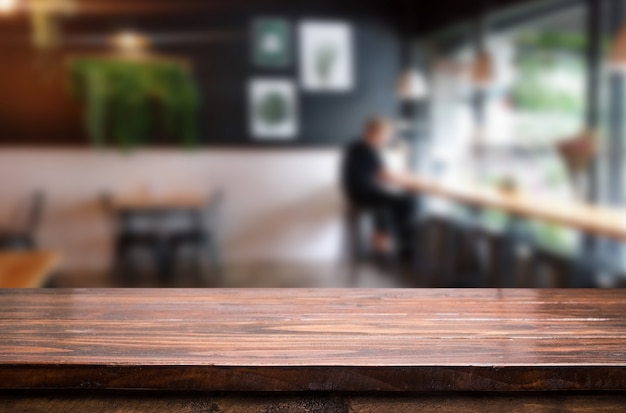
[70,57,200,150]
[557,129,598,175]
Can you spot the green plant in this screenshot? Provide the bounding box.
[256,92,289,125]
[511,54,584,114]
[70,57,200,150]
[516,32,588,53]
[511,32,586,115]
[315,44,337,83]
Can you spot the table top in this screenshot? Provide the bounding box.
[408,176,626,242]
[111,192,210,211]
[0,289,625,392]
[0,252,60,288]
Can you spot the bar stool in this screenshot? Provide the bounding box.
[437,205,489,288]
[343,205,400,282]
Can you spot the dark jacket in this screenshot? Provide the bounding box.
[341,140,384,204]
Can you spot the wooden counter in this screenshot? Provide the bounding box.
[407,176,626,242]
[1,289,625,411]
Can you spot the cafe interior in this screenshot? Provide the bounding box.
[0,0,625,290]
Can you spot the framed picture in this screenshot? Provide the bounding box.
[299,21,355,92]
[249,79,298,140]
[252,18,291,68]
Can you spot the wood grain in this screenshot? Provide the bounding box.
[2,392,626,413]
[0,252,60,288]
[111,191,209,211]
[407,175,626,242]
[0,289,625,392]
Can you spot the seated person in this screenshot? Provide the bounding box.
[341,117,417,261]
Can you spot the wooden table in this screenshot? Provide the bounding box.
[407,176,626,242]
[0,252,60,288]
[111,192,210,212]
[1,289,625,411]
[407,176,626,286]
[108,191,221,282]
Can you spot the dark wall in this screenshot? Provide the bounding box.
[0,0,403,147]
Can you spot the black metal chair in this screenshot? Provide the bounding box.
[0,192,45,250]
[167,191,223,284]
[100,193,166,285]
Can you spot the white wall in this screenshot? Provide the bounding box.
[0,149,345,273]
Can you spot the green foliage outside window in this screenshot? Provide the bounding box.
[499,32,586,254]
[511,33,586,115]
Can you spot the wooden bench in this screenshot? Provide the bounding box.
[0,289,625,411]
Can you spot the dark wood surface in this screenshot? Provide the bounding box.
[3,392,626,413]
[1,289,626,393]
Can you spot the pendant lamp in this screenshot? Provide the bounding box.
[609,23,626,71]
[471,0,494,89]
[0,0,18,14]
[397,0,429,101]
[398,68,429,101]
[470,49,494,88]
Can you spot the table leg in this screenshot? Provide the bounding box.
[499,216,529,288]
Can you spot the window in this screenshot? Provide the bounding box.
[426,1,587,254]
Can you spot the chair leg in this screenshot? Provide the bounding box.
[168,240,199,285]
[205,235,222,281]
[154,241,174,286]
[21,236,36,250]
[113,239,134,287]
[345,214,361,284]
[191,232,221,283]
[441,223,462,287]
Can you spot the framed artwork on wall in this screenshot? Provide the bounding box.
[299,20,355,92]
[249,79,298,140]
[252,18,291,68]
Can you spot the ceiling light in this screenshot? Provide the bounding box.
[111,31,150,53]
[0,0,18,14]
[609,24,626,72]
[397,68,429,101]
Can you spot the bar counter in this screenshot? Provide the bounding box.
[1,289,625,411]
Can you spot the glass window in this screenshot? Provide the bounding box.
[426,2,587,254]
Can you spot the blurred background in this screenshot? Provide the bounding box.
[0,0,624,288]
